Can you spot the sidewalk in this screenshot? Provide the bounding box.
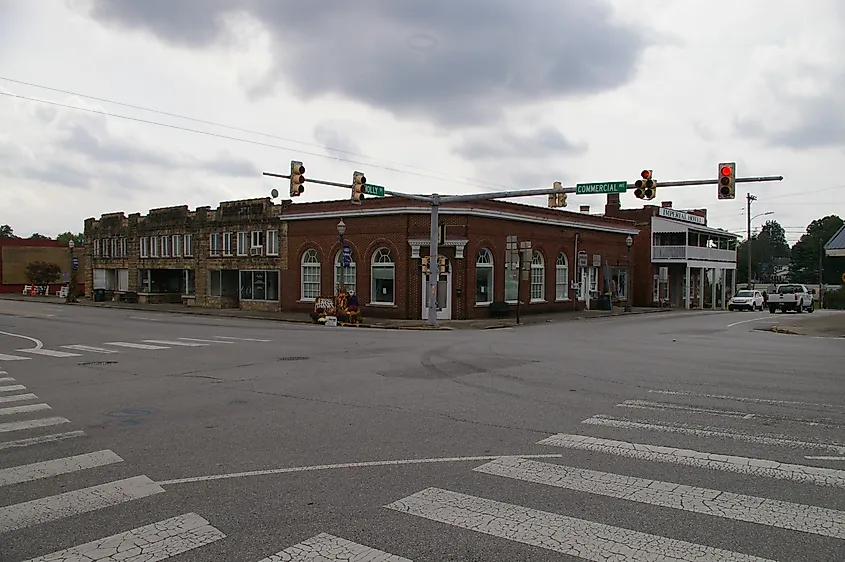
[0,293,677,330]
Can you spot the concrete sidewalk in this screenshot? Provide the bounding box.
[0,293,678,330]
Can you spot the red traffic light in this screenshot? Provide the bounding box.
[720,166,732,176]
[641,170,651,179]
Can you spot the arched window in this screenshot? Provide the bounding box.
[371,247,394,304]
[555,252,569,301]
[301,249,321,301]
[334,249,356,295]
[475,248,494,304]
[530,251,545,302]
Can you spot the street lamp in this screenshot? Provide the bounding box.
[625,235,633,312]
[336,219,346,295]
[747,210,774,289]
[67,240,76,303]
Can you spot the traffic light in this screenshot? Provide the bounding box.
[289,161,305,197]
[718,162,736,199]
[352,171,366,205]
[548,181,567,208]
[421,256,431,274]
[437,255,447,274]
[634,170,656,200]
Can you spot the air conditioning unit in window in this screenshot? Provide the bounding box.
[250,246,263,256]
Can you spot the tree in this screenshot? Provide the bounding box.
[28,233,51,240]
[56,232,84,246]
[789,215,845,284]
[25,261,63,285]
[0,225,15,238]
[735,220,791,284]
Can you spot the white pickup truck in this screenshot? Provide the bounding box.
[767,284,814,313]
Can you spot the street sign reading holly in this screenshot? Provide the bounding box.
[576,181,628,195]
[363,184,385,197]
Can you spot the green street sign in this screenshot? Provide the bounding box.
[364,183,385,197]
[575,181,628,195]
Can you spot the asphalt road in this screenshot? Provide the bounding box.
[1,299,844,561]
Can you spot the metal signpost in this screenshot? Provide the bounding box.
[265,164,784,327]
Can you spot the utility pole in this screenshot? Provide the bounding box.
[746,193,756,289]
[428,195,440,327]
[819,237,824,309]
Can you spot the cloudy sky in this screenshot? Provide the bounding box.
[1,0,843,243]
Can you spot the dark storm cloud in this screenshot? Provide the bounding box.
[83,0,651,127]
[455,126,586,160]
[313,123,363,157]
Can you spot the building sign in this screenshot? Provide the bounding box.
[658,206,706,225]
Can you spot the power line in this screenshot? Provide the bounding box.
[0,76,513,193]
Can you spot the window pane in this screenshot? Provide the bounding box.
[240,271,253,300]
[266,271,279,301]
[253,271,266,300]
[210,270,221,297]
[531,266,544,300]
[505,266,518,301]
[302,264,320,299]
[372,265,394,303]
[476,266,492,303]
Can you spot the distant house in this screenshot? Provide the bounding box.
[824,225,845,258]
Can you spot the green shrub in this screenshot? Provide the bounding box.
[822,287,845,309]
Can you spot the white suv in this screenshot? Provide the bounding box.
[728,289,764,311]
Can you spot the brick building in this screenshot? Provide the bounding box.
[604,194,738,309]
[84,196,640,320]
[0,237,85,294]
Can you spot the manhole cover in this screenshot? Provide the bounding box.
[278,356,309,361]
[79,361,118,366]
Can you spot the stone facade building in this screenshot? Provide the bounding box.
[84,196,641,320]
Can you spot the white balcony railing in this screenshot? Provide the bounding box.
[652,245,736,262]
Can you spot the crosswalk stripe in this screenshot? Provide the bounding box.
[617,399,840,427]
[0,403,50,417]
[215,336,271,342]
[179,337,233,344]
[648,389,845,411]
[538,434,845,488]
[806,456,845,461]
[142,339,207,347]
[0,353,29,361]
[0,430,86,450]
[0,384,27,392]
[104,341,169,350]
[475,456,845,539]
[582,414,845,454]
[0,393,38,404]
[22,511,224,561]
[61,344,120,354]
[0,417,69,433]
[0,370,7,374]
[0,376,14,382]
[264,532,412,561]
[1,476,167,535]
[19,348,82,358]
[0,449,123,487]
[386,487,773,562]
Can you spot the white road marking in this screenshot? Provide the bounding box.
[0,370,7,374]
[806,456,845,461]
[582,414,845,453]
[129,316,162,321]
[538,434,845,488]
[727,316,777,328]
[19,348,82,358]
[62,344,120,354]
[0,417,70,433]
[476,456,845,539]
[0,403,50,417]
[386,488,773,562]
[142,339,207,347]
[617,399,838,427]
[0,353,29,361]
[0,376,14,382]
[648,389,845,411]
[0,430,86,450]
[104,341,169,350]
[0,384,26,392]
[264,532,412,562]
[179,337,233,344]
[23,511,224,561]
[158,453,564,486]
[0,330,44,348]
[215,336,271,342]
[3,477,164,536]
[0,449,123,487]
[0,393,38,404]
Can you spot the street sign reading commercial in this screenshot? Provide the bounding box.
[363,184,385,197]
[575,181,627,195]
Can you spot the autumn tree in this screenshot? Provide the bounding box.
[25,261,63,285]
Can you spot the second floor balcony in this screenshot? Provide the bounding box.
[651,245,737,262]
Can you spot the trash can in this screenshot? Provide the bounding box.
[93,288,106,302]
[598,294,612,310]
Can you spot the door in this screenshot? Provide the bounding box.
[421,257,452,320]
